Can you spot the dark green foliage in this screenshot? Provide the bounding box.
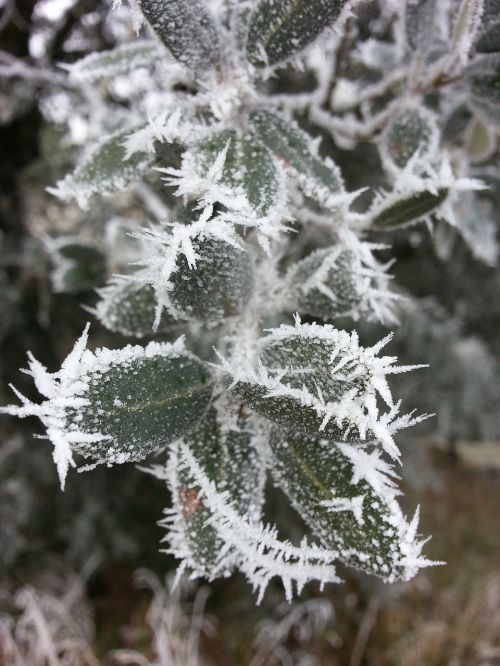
[246,0,347,66]
[52,242,106,294]
[66,351,212,462]
[288,248,364,320]
[170,237,254,322]
[269,428,415,581]
[196,130,279,214]
[381,107,436,170]
[371,189,449,230]
[229,332,375,443]
[138,0,219,69]
[96,282,176,337]
[52,128,152,204]
[172,406,264,575]
[230,382,373,442]
[250,110,343,196]
[259,334,368,400]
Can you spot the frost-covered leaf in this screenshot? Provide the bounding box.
[223,318,427,459]
[370,188,449,230]
[165,403,266,578]
[162,132,289,247]
[48,239,106,294]
[168,236,254,322]
[165,441,342,601]
[94,281,177,338]
[49,128,152,207]
[286,242,397,324]
[269,429,435,581]
[132,210,254,324]
[138,0,219,70]
[369,158,485,230]
[246,0,348,67]
[2,329,212,487]
[123,109,197,159]
[379,105,438,172]
[64,39,160,82]
[194,131,280,216]
[474,0,500,53]
[465,54,500,126]
[250,111,344,208]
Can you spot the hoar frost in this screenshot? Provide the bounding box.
[11,0,499,599]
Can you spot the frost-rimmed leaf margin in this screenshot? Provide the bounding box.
[62,39,161,82]
[245,0,349,68]
[161,135,291,252]
[48,127,153,208]
[125,205,254,325]
[137,0,220,71]
[161,441,342,603]
[160,441,441,601]
[249,110,348,212]
[1,326,212,488]
[93,280,177,338]
[216,316,429,460]
[367,157,486,231]
[269,428,441,581]
[378,102,439,174]
[285,233,399,325]
[162,403,267,579]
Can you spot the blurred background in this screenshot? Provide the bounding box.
[0,1,499,664]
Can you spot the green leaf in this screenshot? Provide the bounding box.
[226,322,403,452]
[64,345,213,465]
[50,241,106,294]
[465,54,500,126]
[95,281,178,338]
[50,128,152,207]
[168,406,265,577]
[138,0,219,70]
[230,382,361,441]
[380,106,438,171]
[3,332,213,487]
[195,130,280,215]
[269,428,428,581]
[169,237,254,322]
[65,40,160,82]
[57,243,104,263]
[246,0,347,67]
[287,247,369,321]
[232,336,373,442]
[370,189,449,230]
[250,110,343,203]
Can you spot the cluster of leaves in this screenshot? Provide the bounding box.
[3,0,500,600]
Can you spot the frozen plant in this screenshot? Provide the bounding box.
[4,0,500,600]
